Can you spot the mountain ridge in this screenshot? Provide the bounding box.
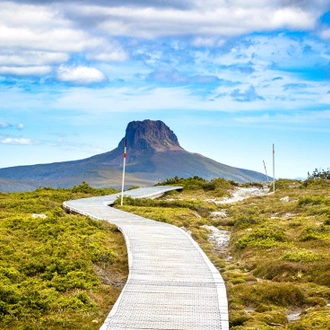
[0,120,268,192]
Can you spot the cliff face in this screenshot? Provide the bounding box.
[118,120,184,153]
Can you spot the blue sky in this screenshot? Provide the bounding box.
[1,0,330,179]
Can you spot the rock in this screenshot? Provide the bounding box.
[32,213,47,219]
[202,225,230,253]
[210,210,227,218]
[280,196,290,202]
[124,120,183,153]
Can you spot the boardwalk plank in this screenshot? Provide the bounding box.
[63,186,228,330]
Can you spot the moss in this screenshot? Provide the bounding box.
[229,310,251,327]
[232,282,306,308]
[287,307,330,329]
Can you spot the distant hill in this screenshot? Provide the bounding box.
[0,120,268,192]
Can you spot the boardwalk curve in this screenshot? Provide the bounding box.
[63,186,229,330]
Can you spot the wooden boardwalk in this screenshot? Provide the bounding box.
[63,186,229,330]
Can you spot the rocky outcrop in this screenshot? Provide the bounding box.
[118,120,184,153]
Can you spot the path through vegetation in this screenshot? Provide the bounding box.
[64,186,229,330]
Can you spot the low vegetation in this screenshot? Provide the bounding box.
[2,177,330,329]
[0,183,127,330]
[118,176,330,329]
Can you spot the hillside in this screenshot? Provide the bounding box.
[2,178,330,329]
[118,177,330,329]
[0,120,267,192]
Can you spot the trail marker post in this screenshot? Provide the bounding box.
[120,139,127,206]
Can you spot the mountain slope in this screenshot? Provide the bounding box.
[0,120,268,192]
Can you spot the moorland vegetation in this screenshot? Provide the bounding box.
[117,176,330,329]
[2,176,330,329]
[0,182,127,330]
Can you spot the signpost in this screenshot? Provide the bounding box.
[120,139,127,206]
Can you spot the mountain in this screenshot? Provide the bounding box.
[0,120,268,192]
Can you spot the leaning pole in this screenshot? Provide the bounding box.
[120,139,127,206]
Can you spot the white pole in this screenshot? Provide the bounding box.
[263,160,268,183]
[272,144,275,193]
[120,139,127,206]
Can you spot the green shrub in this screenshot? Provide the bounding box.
[202,178,233,197]
[233,282,306,307]
[299,227,320,241]
[157,176,236,193]
[157,176,207,190]
[272,179,302,191]
[234,214,259,228]
[234,226,286,249]
[281,249,325,263]
[298,195,328,206]
[253,261,308,281]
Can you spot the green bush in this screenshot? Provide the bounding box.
[234,226,286,249]
[272,179,302,191]
[157,176,236,193]
[298,195,328,206]
[233,282,306,307]
[299,227,321,241]
[282,249,325,263]
[157,176,207,190]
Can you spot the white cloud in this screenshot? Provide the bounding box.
[88,51,128,62]
[320,28,330,39]
[271,7,315,29]
[0,51,69,66]
[0,2,65,28]
[234,110,330,127]
[192,37,226,47]
[94,3,320,38]
[0,2,108,57]
[0,122,24,130]
[0,122,11,129]
[57,65,107,84]
[86,42,128,62]
[1,137,32,145]
[0,0,325,78]
[0,66,51,75]
[0,25,104,53]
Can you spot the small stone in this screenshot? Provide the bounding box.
[210,210,227,218]
[32,213,47,219]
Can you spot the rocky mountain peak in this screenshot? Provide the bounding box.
[119,120,183,152]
